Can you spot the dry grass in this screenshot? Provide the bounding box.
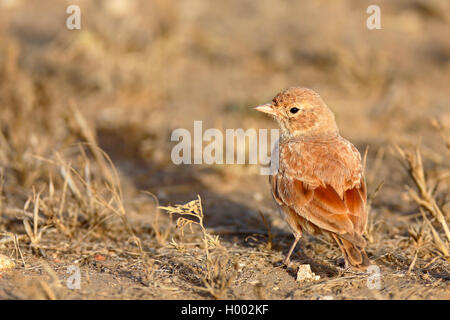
[0,0,449,300]
[394,143,449,256]
[160,196,237,299]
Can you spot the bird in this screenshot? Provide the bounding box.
[254,87,371,270]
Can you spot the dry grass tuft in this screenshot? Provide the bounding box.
[160,196,237,299]
[394,143,449,257]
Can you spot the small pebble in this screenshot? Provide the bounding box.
[296,264,320,282]
[0,254,15,272]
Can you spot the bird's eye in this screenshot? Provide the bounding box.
[290,107,299,114]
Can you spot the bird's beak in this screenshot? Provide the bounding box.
[254,103,276,116]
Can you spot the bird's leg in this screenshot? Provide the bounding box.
[283,233,301,267]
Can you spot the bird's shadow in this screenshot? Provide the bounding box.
[271,239,341,280]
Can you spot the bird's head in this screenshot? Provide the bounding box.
[254,87,338,138]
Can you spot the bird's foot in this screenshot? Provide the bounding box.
[282,257,291,268]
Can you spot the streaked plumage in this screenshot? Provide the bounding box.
[255,87,370,270]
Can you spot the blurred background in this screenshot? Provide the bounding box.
[1,0,448,213]
[0,0,448,299]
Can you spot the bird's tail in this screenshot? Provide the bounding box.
[332,233,371,270]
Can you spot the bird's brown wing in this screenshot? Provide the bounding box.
[272,174,366,239]
[272,137,367,241]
